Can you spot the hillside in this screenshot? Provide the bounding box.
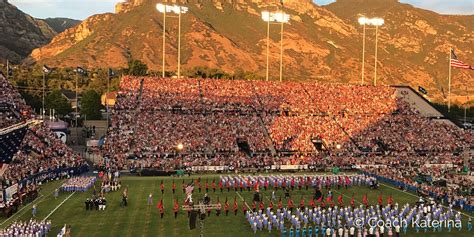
[0,0,56,63]
[42,18,81,34]
[325,0,474,103]
[28,0,473,102]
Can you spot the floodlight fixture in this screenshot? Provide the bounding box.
[156,3,188,14]
[358,17,384,26]
[156,3,188,79]
[261,10,290,82]
[261,11,290,23]
[358,16,384,86]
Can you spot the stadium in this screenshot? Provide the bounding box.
[0,0,473,237]
[1,72,473,236]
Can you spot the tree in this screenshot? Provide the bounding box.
[127,60,148,76]
[19,91,41,113]
[45,90,72,117]
[81,90,103,120]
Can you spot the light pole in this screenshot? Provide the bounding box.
[358,17,384,86]
[41,65,51,119]
[156,3,188,79]
[261,11,290,82]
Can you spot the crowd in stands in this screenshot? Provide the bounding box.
[1,123,86,189]
[0,72,30,128]
[0,219,51,237]
[105,76,471,160]
[103,76,472,206]
[0,72,85,193]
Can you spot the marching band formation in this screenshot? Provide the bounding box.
[219,175,377,191]
[0,220,51,237]
[246,202,472,236]
[60,176,96,192]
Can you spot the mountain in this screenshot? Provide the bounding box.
[28,0,473,103]
[0,0,57,63]
[325,0,473,103]
[42,18,81,34]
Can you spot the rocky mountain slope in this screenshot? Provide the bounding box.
[325,0,473,103]
[28,0,473,102]
[0,0,79,63]
[42,18,80,34]
[0,0,56,62]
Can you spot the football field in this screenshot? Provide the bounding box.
[1,174,472,237]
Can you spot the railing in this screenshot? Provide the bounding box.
[362,171,474,213]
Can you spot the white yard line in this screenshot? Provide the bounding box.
[235,192,253,215]
[1,180,69,226]
[42,191,76,222]
[379,183,474,218]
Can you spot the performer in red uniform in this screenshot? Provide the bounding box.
[157,199,164,218]
[224,197,229,216]
[233,197,238,215]
[173,199,179,218]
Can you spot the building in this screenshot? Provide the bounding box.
[60,89,81,109]
[101,91,117,107]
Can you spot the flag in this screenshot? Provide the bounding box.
[6,60,13,77]
[76,67,88,76]
[418,86,427,95]
[185,184,194,195]
[108,68,116,77]
[350,195,355,207]
[377,194,383,205]
[451,50,473,70]
[42,65,52,74]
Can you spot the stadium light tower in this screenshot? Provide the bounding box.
[156,3,188,79]
[358,17,384,86]
[261,10,290,82]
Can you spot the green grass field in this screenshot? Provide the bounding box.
[1,174,472,237]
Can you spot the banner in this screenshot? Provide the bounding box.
[5,183,18,202]
[191,166,226,171]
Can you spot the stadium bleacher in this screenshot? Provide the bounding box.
[0,127,27,163]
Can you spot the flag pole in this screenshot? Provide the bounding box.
[162,8,166,78]
[42,70,46,120]
[6,60,9,80]
[107,69,110,130]
[279,17,284,83]
[266,16,270,82]
[374,25,379,86]
[464,86,468,124]
[448,48,452,112]
[361,24,366,85]
[177,8,182,80]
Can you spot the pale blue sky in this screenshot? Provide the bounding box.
[9,0,474,20]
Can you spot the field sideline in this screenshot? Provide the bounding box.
[0,174,472,237]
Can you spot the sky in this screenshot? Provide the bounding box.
[8,0,474,20]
